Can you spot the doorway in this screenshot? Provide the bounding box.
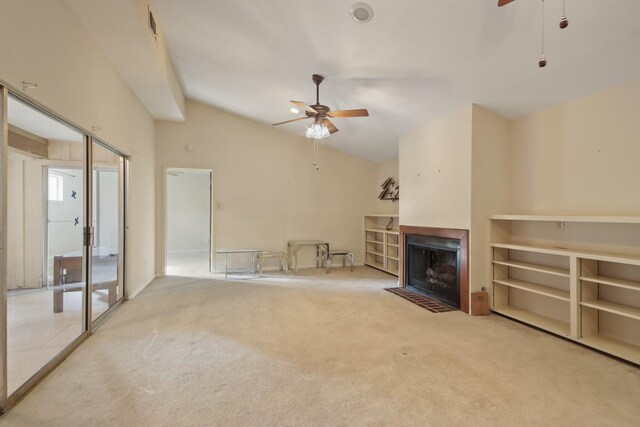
[165,168,213,276]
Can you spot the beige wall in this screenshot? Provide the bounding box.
[155,100,378,273]
[0,0,156,297]
[372,158,399,215]
[399,105,473,230]
[398,79,640,308]
[509,79,640,215]
[470,106,510,293]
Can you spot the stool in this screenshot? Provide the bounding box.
[257,251,288,275]
[323,249,354,272]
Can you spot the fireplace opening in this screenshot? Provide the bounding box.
[405,234,461,308]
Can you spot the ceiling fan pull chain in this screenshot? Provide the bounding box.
[539,0,547,67]
[560,0,569,29]
[313,138,320,170]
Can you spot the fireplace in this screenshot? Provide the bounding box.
[400,226,469,313]
[405,235,460,308]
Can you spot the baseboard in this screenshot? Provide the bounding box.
[127,274,157,300]
[211,262,365,274]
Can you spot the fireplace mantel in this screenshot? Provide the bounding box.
[399,225,469,313]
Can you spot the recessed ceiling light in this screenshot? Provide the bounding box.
[351,3,374,23]
[290,107,300,114]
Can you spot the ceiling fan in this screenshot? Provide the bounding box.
[272,74,369,137]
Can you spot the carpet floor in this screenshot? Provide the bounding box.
[1,267,639,426]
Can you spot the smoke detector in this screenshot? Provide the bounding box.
[350,3,374,23]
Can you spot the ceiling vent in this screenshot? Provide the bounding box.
[350,3,374,23]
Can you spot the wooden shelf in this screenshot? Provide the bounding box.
[581,300,640,321]
[492,243,640,266]
[492,306,570,337]
[365,228,399,234]
[490,214,640,224]
[493,278,570,301]
[493,259,570,278]
[491,216,640,364]
[365,261,385,270]
[364,214,399,277]
[578,335,640,365]
[492,242,573,257]
[580,275,640,292]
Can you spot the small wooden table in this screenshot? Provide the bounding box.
[217,248,261,279]
[287,240,329,274]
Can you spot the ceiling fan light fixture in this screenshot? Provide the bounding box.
[350,3,374,23]
[306,122,330,139]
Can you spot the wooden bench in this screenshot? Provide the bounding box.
[53,255,118,313]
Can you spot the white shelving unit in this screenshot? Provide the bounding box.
[364,214,399,276]
[490,215,640,365]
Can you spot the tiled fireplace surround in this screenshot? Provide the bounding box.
[399,226,469,313]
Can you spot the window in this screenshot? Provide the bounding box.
[48,174,64,201]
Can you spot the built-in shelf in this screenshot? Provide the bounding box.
[578,335,640,365]
[579,275,640,292]
[490,214,640,224]
[492,243,640,266]
[365,228,399,234]
[490,214,640,365]
[581,300,640,321]
[493,306,570,337]
[493,278,570,301]
[366,260,385,270]
[493,260,570,278]
[364,214,399,277]
[364,213,400,218]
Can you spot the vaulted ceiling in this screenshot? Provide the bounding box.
[150,1,640,160]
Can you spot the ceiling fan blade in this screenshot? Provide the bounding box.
[322,119,339,134]
[328,109,369,118]
[272,116,312,126]
[291,101,317,114]
[498,0,515,6]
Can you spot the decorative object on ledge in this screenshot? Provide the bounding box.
[378,177,399,202]
[385,217,394,231]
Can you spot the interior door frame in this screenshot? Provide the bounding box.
[42,163,84,291]
[0,81,130,412]
[161,166,214,276]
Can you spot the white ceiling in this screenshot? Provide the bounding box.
[152,0,640,161]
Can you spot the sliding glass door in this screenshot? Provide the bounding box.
[0,85,128,408]
[91,141,125,322]
[5,93,87,396]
